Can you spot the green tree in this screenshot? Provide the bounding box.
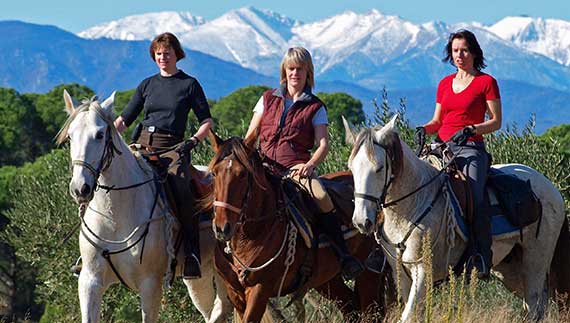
[316,92,365,130]
[210,85,270,136]
[0,88,39,166]
[540,124,570,154]
[32,84,95,146]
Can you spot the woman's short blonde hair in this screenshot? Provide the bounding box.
[280,47,315,89]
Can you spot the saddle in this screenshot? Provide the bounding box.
[278,170,357,249]
[425,155,542,238]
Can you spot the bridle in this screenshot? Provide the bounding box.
[213,162,254,226]
[353,142,447,221]
[72,126,122,185]
[70,105,122,189]
[353,142,394,215]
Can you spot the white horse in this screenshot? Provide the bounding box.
[59,90,232,323]
[343,116,570,322]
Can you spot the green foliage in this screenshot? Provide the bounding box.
[1,84,569,322]
[0,88,38,166]
[210,85,269,136]
[540,124,570,154]
[316,92,365,131]
[33,84,95,144]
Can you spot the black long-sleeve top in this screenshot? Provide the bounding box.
[121,70,211,137]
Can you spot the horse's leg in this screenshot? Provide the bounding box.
[139,276,163,323]
[183,270,216,321]
[242,285,272,323]
[521,243,552,320]
[355,269,382,315]
[314,275,357,315]
[211,271,234,323]
[78,270,106,323]
[400,265,425,323]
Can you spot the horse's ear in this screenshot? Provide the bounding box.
[385,114,399,131]
[243,128,258,150]
[101,91,116,113]
[342,116,357,145]
[63,89,76,115]
[208,129,224,153]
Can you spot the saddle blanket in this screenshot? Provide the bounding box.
[447,181,524,241]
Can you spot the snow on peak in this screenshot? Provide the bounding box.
[488,16,570,65]
[78,11,205,40]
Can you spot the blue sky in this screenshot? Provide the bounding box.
[1,0,568,33]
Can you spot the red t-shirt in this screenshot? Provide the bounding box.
[434,73,500,142]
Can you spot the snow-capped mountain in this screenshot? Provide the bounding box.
[488,16,570,66]
[178,7,300,75]
[77,8,570,92]
[78,11,205,40]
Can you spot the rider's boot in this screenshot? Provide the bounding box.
[182,213,202,279]
[320,209,364,280]
[468,207,493,279]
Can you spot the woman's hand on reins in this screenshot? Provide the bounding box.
[290,162,315,178]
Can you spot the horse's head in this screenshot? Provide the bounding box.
[344,115,403,235]
[207,131,267,241]
[58,90,118,204]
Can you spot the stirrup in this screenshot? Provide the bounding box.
[183,253,202,279]
[365,250,387,274]
[466,254,490,279]
[341,256,364,281]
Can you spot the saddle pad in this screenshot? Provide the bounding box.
[287,201,358,249]
[448,182,521,241]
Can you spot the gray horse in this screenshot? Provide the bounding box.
[344,115,570,322]
[59,90,232,323]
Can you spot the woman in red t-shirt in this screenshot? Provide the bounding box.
[415,30,502,278]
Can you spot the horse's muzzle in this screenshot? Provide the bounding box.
[70,183,93,204]
[354,218,375,236]
[213,222,233,242]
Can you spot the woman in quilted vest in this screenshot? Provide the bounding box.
[244,47,369,280]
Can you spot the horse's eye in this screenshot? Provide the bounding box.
[375,166,384,173]
[95,131,104,140]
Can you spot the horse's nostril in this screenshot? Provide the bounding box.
[222,223,231,237]
[80,184,91,197]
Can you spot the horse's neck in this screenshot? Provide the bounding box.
[231,181,282,256]
[385,146,442,227]
[90,144,156,230]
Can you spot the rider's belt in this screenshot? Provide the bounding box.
[143,126,182,139]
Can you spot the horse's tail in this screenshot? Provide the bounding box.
[549,215,570,306]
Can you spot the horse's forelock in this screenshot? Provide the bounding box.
[56,98,119,146]
[377,129,403,178]
[208,137,266,188]
[349,127,403,178]
[350,128,378,166]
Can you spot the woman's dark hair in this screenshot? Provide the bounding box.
[443,29,486,71]
[149,32,186,62]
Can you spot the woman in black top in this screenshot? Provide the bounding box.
[114,32,213,279]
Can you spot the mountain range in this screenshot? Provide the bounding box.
[79,8,570,92]
[2,7,570,132]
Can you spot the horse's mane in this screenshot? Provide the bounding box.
[56,96,118,145]
[203,137,267,209]
[349,126,403,178]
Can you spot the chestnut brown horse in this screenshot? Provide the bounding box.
[206,132,391,323]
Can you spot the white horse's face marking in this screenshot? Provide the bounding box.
[349,143,389,235]
[65,91,116,203]
[68,111,109,203]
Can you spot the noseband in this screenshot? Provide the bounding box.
[213,156,255,226]
[354,143,394,215]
